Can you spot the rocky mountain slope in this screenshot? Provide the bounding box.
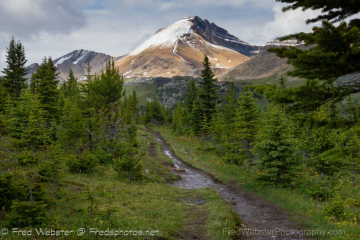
[53,50,124,82]
[25,50,123,82]
[218,50,293,81]
[114,16,251,79]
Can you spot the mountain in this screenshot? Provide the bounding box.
[53,50,123,82]
[218,49,294,82]
[114,16,252,79]
[24,63,39,82]
[25,50,123,83]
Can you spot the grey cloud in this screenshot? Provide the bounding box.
[0,0,89,39]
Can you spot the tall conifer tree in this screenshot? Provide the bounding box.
[2,37,28,99]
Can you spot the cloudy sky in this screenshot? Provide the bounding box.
[0,0,334,70]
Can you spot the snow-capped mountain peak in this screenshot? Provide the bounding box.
[130,17,194,56]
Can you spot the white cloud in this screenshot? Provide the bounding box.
[256,5,321,44]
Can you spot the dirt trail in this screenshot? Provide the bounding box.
[150,130,308,240]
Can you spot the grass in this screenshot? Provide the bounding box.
[152,125,360,240]
[0,127,240,240]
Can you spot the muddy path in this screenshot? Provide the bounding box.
[150,130,308,240]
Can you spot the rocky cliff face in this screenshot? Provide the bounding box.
[25,50,123,83]
[24,63,39,82]
[190,16,265,57]
[54,49,120,82]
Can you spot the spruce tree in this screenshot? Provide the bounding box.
[254,106,301,186]
[88,59,124,112]
[190,99,203,135]
[210,108,225,145]
[64,69,79,99]
[198,56,219,122]
[171,101,185,135]
[58,98,85,149]
[2,37,28,99]
[268,1,360,109]
[13,91,48,150]
[223,84,237,133]
[184,79,198,114]
[32,57,59,124]
[225,90,259,164]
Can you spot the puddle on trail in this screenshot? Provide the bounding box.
[154,133,307,240]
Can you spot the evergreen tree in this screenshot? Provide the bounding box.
[2,37,28,99]
[254,106,301,186]
[32,57,59,124]
[0,77,6,112]
[129,90,140,124]
[88,59,124,112]
[190,99,203,135]
[64,69,79,99]
[171,101,185,135]
[13,91,48,150]
[144,93,166,124]
[197,56,219,123]
[210,108,225,145]
[58,98,86,149]
[114,147,143,181]
[277,0,360,24]
[267,1,360,110]
[184,79,198,114]
[225,90,259,164]
[222,84,237,133]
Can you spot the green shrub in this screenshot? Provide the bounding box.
[324,195,345,218]
[66,152,98,173]
[306,180,333,201]
[17,151,40,166]
[6,201,47,227]
[0,172,27,211]
[114,154,143,181]
[94,149,113,164]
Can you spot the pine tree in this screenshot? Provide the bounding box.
[210,108,225,145]
[129,90,140,124]
[184,79,198,114]
[190,99,203,135]
[223,84,237,133]
[58,98,86,149]
[277,0,360,24]
[225,90,259,164]
[88,59,124,112]
[2,37,28,99]
[14,92,48,150]
[268,2,360,110]
[171,101,185,135]
[114,148,143,181]
[144,93,166,124]
[197,56,219,123]
[254,106,301,186]
[64,69,79,99]
[32,57,59,124]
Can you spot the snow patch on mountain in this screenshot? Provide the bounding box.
[130,17,193,56]
[73,50,89,64]
[55,54,72,67]
[124,70,132,76]
[173,40,185,61]
[265,38,303,47]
